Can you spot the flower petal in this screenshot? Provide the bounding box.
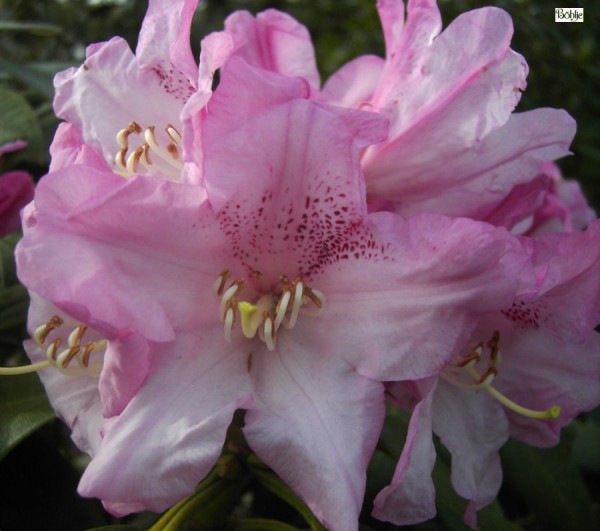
[244,328,385,531]
[374,109,576,218]
[373,380,437,525]
[79,330,252,515]
[0,170,34,235]
[320,55,385,108]
[432,379,508,525]
[314,212,531,380]
[48,122,111,173]
[16,168,226,342]
[200,57,388,283]
[54,37,192,167]
[223,9,320,91]
[136,0,199,87]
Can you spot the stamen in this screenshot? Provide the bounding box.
[2,316,107,377]
[274,289,291,330]
[34,315,64,347]
[213,269,232,296]
[443,331,561,421]
[262,312,275,351]
[224,306,235,342]
[287,278,304,329]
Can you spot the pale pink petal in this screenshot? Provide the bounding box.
[373,380,437,525]
[376,109,576,218]
[432,380,508,524]
[223,9,320,90]
[0,170,34,235]
[48,123,111,173]
[79,330,252,515]
[23,294,104,456]
[484,175,552,232]
[376,0,407,54]
[0,139,27,155]
[98,331,150,418]
[200,57,387,279]
[54,37,191,168]
[368,5,522,145]
[483,316,600,448]
[314,212,531,381]
[244,329,385,531]
[320,55,384,108]
[136,0,199,87]
[16,168,226,342]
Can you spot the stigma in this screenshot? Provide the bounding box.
[441,331,561,420]
[213,270,325,351]
[114,121,183,181]
[0,315,106,377]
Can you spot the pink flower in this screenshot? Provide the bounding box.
[214,1,576,220]
[16,36,531,529]
[374,223,600,527]
[0,140,35,236]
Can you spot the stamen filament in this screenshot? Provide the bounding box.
[465,367,561,420]
[0,360,51,375]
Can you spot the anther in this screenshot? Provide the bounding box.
[68,324,87,348]
[274,289,291,330]
[166,124,182,145]
[34,315,64,347]
[213,269,232,296]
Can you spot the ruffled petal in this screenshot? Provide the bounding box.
[432,379,508,525]
[373,379,437,525]
[314,212,531,381]
[244,329,385,531]
[54,37,192,168]
[223,9,320,90]
[136,0,199,87]
[79,330,252,515]
[23,294,105,456]
[367,4,523,155]
[374,109,576,218]
[320,55,385,108]
[16,168,227,342]
[200,57,388,283]
[48,122,111,173]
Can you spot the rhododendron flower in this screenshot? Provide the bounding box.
[0,140,35,236]
[213,0,576,220]
[14,31,534,527]
[373,224,600,527]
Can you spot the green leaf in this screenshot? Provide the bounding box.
[501,438,598,531]
[0,59,55,99]
[247,455,327,531]
[151,462,248,531]
[230,518,299,531]
[87,527,141,531]
[572,419,600,472]
[0,233,20,287]
[0,284,29,331]
[0,88,44,162]
[0,21,63,36]
[0,372,54,460]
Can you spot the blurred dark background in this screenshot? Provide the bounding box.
[1,0,599,209]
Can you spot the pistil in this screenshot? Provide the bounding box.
[442,332,561,420]
[214,270,325,351]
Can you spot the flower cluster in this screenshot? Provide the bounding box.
[0,141,34,237]
[10,1,600,529]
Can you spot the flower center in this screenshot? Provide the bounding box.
[0,315,106,377]
[213,269,325,351]
[114,121,183,181]
[440,331,561,420]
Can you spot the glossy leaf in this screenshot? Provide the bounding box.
[0,59,57,99]
[247,454,327,531]
[0,88,44,162]
[501,438,598,530]
[231,518,299,531]
[0,372,54,460]
[0,21,63,36]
